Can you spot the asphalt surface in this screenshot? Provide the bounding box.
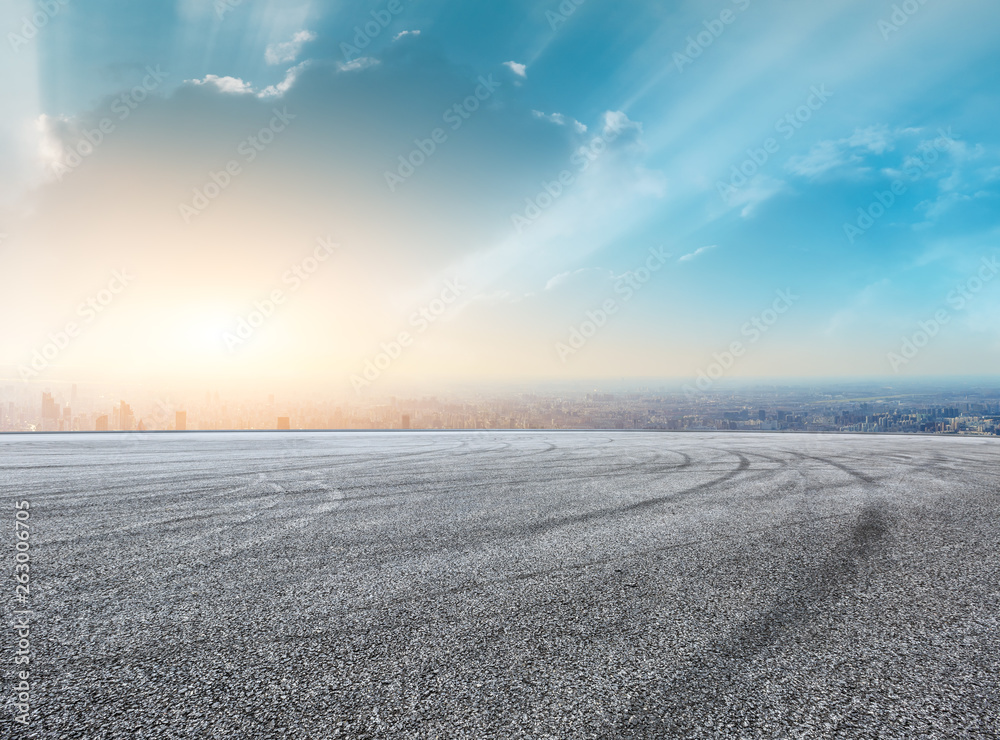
[2,431,998,739]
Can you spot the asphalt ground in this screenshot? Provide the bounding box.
[2,431,998,738]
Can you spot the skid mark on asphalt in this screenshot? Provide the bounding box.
[778,449,880,485]
[285,511,858,627]
[619,505,894,736]
[507,451,752,540]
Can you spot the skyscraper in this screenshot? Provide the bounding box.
[117,401,135,432]
[277,417,290,430]
[175,411,187,431]
[41,392,59,432]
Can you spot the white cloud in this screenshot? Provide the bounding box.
[188,61,317,100]
[532,110,587,133]
[917,191,991,221]
[544,271,573,290]
[927,133,983,164]
[678,245,717,262]
[726,175,784,217]
[187,75,254,95]
[786,139,863,178]
[503,61,527,78]
[35,114,70,173]
[393,30,420,41]
[265,30,316,65]
[787,126,905,179]
[258,62,309,99]
[602,110,642,141]
[336,57,380,73]
[847,125,895,155]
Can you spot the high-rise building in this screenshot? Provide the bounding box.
[175,411,187,431]
[401,414,410,429]
[41,391,58,418]
[277,416,290,430]
[95,415,109,432]
[41,392,59,432]
[117,401,135,432]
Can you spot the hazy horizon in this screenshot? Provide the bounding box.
[7,373,1000,401]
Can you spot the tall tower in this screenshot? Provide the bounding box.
[41,392,59,432]
[118,401,135,432]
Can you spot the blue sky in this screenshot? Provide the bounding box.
[1,0,998,389]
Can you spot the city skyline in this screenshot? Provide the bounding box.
[1,1,999,390]
[8,377,1000,437]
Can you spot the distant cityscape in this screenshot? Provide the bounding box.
[3,381,1000,436]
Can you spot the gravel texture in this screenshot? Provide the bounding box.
[1,431,998,739]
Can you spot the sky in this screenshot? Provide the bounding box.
[1,0,999,395]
